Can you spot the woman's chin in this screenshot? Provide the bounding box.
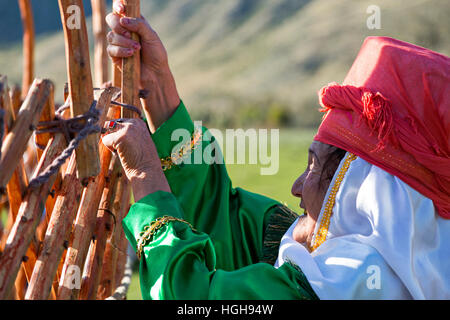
[293,214,316,247]
[292,216,308,243]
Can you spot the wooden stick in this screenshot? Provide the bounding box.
[112,64,121,89]
[35,85,62,243]
[58,0,99,183]
[18,0,35,100]
[1,79,41,299]
[91,0,109,87]
[97,175,130,299]
[79,157,123,300]
[0,79,52,195]
[14,268,27,300]
[0,75,14,133]
[121,0,141,118]
[4,81,28,222]
[25,154,81,300]
[35,83,55,160]
[6,164,28,222]
[9,86,22,120]
[57,87,119,300]
[0,133,66,300]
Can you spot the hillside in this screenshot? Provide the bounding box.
[0,0,449,127]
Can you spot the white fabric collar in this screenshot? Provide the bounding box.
[275,155,450,299]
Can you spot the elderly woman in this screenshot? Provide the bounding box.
[103,3,450,300]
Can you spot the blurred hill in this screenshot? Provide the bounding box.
[0,0,449,127]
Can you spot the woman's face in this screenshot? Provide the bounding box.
[291,141,341,247]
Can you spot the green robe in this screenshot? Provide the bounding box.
[122,101,318,300]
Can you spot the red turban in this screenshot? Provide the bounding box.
[315,37,450,218]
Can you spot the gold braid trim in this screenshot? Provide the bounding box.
[310,153,357,252]
[161,128,203,171]
[136,216,196,259]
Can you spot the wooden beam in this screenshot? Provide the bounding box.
[4,81,28,222]
[0,79,51,195]
[35,84,61,244]
[14,268,27,300]
[25,154,81,300]
[9,86,22,120]
[79,157,122,300]
[57,87,119,300]
[0,132,66,300]
[35,83,55,160]
[121,0,141,118]
[91,0,109,87]
[18,0,35,100]
[58,0,99,183]
[97,174,130,299]
[0,75,14,134]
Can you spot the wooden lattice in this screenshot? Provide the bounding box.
[0,0,140,300]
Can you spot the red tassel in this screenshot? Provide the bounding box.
[319,84,395,151]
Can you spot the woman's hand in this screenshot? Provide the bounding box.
[101,119,171,202]
[106,1,180,132]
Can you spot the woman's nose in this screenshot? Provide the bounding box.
[291,174,305,198]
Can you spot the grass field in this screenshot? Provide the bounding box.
[126,128,315,300]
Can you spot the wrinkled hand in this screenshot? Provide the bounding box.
[106,0,180,132]
[107,1,169,79]
[101,119,170,202]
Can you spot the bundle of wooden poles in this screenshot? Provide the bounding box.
[0,0,142,300]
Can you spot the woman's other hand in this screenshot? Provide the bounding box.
[106,1,180,132]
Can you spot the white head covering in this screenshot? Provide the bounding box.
[275,154,450,299]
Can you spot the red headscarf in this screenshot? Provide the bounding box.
[315,37,450,218]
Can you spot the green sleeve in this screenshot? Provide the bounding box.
[149,101,283,270]
[122,191,318,300]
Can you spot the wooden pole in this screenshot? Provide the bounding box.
[18,0,35,100]
[0,133,66,300]
[25,154,81,300]
[58,0,99,183]
[109,3,140,289]
[9,86,22,120]
[35,83,56,160]
[3,80,28,222]
[121,0,141,118]
[0,81,33,300]
[0,79,21,252]
[35,85,62,244]
[79,157,122,300]
[57,87,119,300]
[0,76,14,134]
[0,79,51,195]
[91,0,109,87]
[97,175,131,299]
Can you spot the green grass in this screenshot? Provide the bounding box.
[225,128,314,211]
[127,271,142,301]
[126,128,315,300]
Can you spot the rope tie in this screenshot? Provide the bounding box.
[28,101,101,189]
[24,88,143,189]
